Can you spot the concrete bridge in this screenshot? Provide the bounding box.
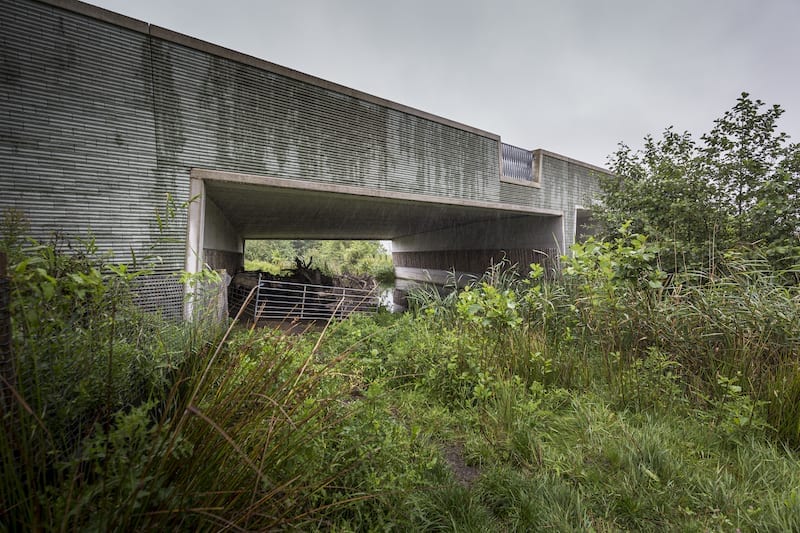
[1,0,609,318]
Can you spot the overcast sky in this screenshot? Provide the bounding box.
[86,0,799,168]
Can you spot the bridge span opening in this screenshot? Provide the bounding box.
[187,168,565,291]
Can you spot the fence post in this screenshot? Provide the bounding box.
[254,273,261,323]
[0,251,14,413]
[301,285,307,319]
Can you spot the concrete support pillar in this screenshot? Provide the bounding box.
[185,177,206,277]
[185,176,246,319]
[202,196,244,274]
[184,178,206,319]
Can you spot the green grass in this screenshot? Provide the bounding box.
[303,241,800,531]
[322,315,800,531]
[3,232,800,530]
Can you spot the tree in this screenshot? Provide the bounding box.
[701,95,799,250]
[244,239,393,279]
[595,93,799,268]
[244,239,295,264]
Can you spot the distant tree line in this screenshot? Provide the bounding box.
[244,239,394,281]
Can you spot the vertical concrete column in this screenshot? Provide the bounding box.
[185,177,206,276]
[184,177,206,318]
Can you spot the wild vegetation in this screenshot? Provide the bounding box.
[2,94,799,530]
[596,92,799,273]
[244,239,395,283]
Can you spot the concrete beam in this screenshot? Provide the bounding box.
[192,168,562,217]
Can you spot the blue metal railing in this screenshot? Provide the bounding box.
[501,143,534,182]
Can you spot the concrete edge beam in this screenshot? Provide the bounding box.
[35,0,149,34]
[536,149,613,175]
[191,168,564,217]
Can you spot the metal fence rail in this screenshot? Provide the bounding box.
[501,143,534,182]
[229,275,380,321]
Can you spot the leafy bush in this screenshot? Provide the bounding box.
[6,238,177,442]
[556,233,800,444]
[401,229,800,447]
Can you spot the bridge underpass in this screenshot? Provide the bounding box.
[189,169,565,288]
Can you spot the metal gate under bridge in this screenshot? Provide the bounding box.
[229,274,380,321]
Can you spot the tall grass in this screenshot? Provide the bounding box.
[0,233,379,530]
[317,305,800,530]
[406,234,800,446]
[548,236,800,445]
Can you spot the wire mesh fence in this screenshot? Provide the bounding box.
[0,252,13,412]
[131,274,185,321]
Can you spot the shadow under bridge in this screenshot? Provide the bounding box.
[190,168,564,292]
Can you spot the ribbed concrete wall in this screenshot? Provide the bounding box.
[0,0,180,267]
[151,36,501,201]
[536,152,603,251]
